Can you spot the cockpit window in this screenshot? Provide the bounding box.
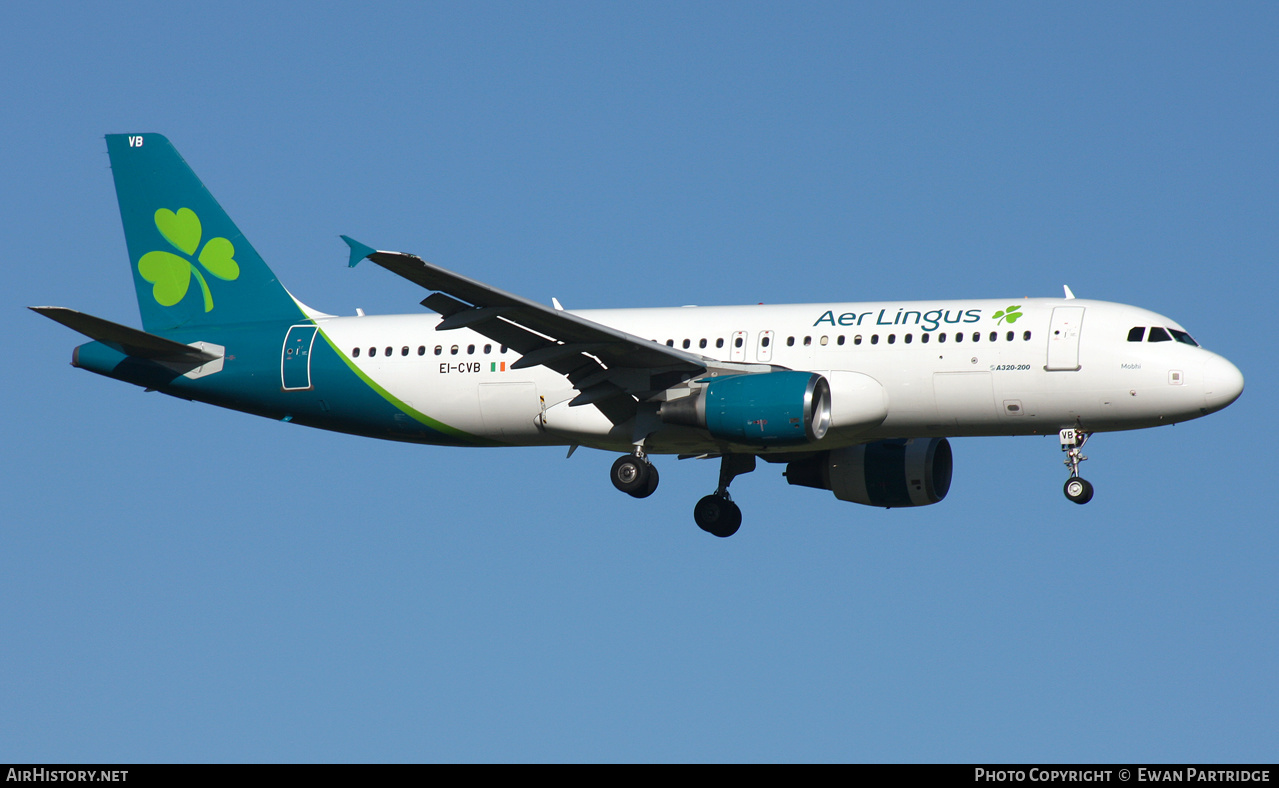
[1147,327,1172,342]
[1127,327,1146,342]
[1169,329,1199,347]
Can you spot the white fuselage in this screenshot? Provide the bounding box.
[311,296,1242,454]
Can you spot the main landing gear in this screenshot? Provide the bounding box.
[608,451,756,537]
[611,450,659,499]
[693,454,756,538]
[1060,427,1094,504]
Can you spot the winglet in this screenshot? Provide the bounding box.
[341,235,378,268]
[1063,285,1076,300]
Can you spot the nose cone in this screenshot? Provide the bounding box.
[1202,354,1244,412]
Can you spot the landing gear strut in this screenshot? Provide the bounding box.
[611,449,659,499]
[694,454,756,538]
[1060,427,1094,504]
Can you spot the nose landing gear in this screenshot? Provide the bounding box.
[1060,427,1094,504]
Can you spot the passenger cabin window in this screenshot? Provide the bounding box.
[699,338,708,349]
[921,333,930,344]
[401,346,409,356]
[1128,327,1146,342]
[1148,327,1172,342]
[1023,331,1032,341]
[353,347,360,357]
[870,334,879,345]
[837,335,845,346]
[418,346,426,355]
[1006,331,1014,341]
[735,337,744,348]
[887,334,896,344]
[434,346,442,355]
[854,335,863,345]
[716,338,725,349]
[787,337,795,347]
[904,334,913,344]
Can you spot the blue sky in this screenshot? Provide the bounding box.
[3,2,1275,762]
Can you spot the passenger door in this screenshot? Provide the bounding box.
[1045,307,1085,371]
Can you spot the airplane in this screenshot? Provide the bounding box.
[33,134,1245,537]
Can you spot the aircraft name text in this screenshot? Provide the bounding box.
[814,308,982,331]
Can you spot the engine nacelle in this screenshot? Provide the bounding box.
[659,371,831,446]
[784,437,953,507]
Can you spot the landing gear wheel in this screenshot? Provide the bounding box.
[631,463,660,499]
[1064,477,1094,505]
[611,455,651,496]
[694,495,742,538]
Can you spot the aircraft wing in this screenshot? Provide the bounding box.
[342,237,731,423]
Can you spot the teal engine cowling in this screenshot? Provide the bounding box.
[658,371,831,446]
[783,438,953,507]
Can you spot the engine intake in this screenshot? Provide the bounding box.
[659,371,831,446]
[784,437,953,507]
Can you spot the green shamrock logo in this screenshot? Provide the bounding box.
[992,304,1023,325]
[138,208,240,312]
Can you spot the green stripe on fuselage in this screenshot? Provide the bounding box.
[310,322,502,447]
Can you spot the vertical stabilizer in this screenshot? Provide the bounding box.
[106,133,303,331]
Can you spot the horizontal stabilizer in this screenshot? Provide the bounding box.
[30,306,220,363]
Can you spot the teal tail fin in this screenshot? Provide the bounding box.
[106,133,303,332]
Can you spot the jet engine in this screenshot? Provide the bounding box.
[659,371,831,446]
[784,437,953,507]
